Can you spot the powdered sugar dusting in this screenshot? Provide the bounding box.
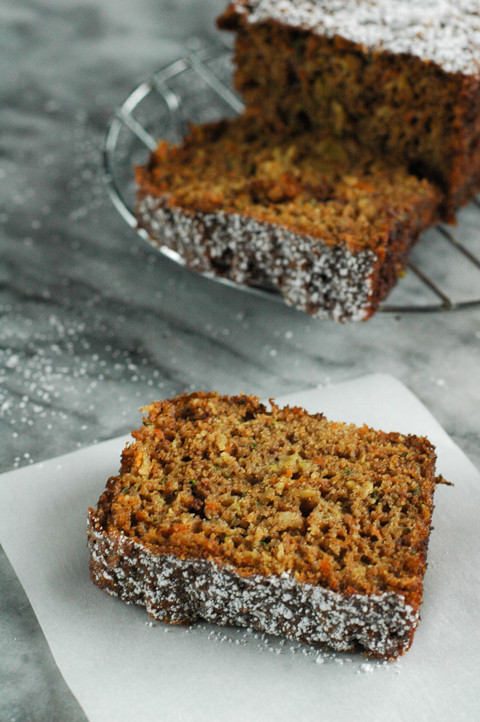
[88,511,419,660]
[137,195,377,322]
[233,0,480,75]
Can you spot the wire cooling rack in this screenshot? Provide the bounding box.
[104,40,480,314]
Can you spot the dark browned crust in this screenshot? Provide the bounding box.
[135,185,440,322]
[88,509,423,660]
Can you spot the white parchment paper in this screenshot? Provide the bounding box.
[1,374,479,721]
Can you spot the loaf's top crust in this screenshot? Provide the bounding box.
[222,0,480,75]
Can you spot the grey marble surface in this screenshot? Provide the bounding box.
[1,1,479,719]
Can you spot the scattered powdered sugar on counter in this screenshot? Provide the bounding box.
[140,616,402,672]
[0,318,173,470]
[139,608,403,673]
[206,627,403,672]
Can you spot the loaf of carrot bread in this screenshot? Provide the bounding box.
[136,116,440,321]
[218,0,480,219]
[88,392,438,659]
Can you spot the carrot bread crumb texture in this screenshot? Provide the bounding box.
[136,117,440,322]
[88,392,439,659]
[219,0,480,218]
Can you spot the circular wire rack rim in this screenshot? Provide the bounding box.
[104,43,480,315]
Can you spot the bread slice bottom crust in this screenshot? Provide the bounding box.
[88,510,419,659]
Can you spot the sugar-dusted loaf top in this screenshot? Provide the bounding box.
[222,0,480,75]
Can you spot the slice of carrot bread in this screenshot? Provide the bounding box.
[136,116,440,321]
[88,392,439,659]
[218,0,480,219]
